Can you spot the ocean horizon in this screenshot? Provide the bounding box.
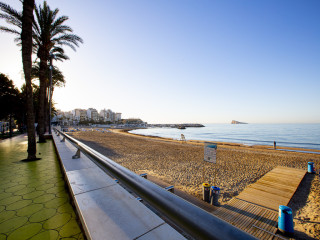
[130,123,320,150]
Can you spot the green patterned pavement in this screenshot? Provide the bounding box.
[0,135,84,240]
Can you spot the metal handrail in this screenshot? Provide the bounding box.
[54,128,257,240]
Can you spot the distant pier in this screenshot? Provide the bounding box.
[148,123,205,128]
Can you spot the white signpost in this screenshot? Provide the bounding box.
[203,144,217,185]
[204,144,217,163]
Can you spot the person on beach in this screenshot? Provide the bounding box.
[274,141,276,149]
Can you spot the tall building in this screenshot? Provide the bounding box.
[100,109,114,122]
[87,108,99,122]
[115,113,122,122]
[72,109,87,122]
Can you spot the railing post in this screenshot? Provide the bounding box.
[139,173,148,179]
[72,148,81,159]
[60,136,66,142]
[165,185,174,193]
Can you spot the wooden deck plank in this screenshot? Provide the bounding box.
[254,210,273,239]
[269,169,305,176]
[259,212,278,239]
[258,211,278,240]
[264,213,279,240]
[264,172,303,182]
[260,176,299,187]
[248,209,269,236]
[236,204,257,229]
[238,187,289,203]
[236,193,288,211]
[238,205,263,231]
[254,180,296,192]
[212,167,306,239]
[218,199,248,222]
[248,184,293,198]
[229,202,252,226]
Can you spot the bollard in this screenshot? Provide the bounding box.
[72,148,81,159]
[210,186,220,206]
[278,205,294,235]
[202,183,211,203]
[308,162,315,173]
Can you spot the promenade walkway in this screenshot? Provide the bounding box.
[0,135,84,240]
[213,166,306,239]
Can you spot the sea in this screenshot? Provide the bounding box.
[130,124,320,150]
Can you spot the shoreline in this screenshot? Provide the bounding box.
[114,128,320,155]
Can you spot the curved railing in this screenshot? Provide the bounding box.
[54,128,256,240]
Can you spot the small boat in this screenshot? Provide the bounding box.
[178,125,186,129]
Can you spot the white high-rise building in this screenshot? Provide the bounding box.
[72,109,87,122]
[100,109,114,122]
[87,108,99,122]
[115,113,122,122]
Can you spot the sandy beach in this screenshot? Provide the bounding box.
[69,129,320,239]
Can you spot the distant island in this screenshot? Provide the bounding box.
[231,120,248,124]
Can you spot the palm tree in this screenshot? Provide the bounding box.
[21,0,36,159]
[33,1,82,142]
[0,1,82,142]
[31,61,65,128]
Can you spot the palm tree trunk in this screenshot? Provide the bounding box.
[21,0,36,159]
[37,58,47,142]
[9,114,13,138]
[45,90,48,132]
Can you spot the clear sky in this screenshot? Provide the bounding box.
[1,0,319,124]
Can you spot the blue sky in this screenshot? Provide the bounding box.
[1,0,319,123]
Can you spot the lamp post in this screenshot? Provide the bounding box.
[48,53,53,134]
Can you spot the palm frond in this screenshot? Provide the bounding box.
[0,2,22,23]
[0,13,22,28]
[53,33,83,45]
[54,53,69,61]
[0,26,19,35]
[51,15,69,29]
[51,25,72,37]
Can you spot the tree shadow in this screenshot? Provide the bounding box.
[20,158,42,162]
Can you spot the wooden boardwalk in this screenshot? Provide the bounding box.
[212,166,306,239]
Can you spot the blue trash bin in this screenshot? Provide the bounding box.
[210,186,220,206]
[278,205,294,235]
[308,162,315,173]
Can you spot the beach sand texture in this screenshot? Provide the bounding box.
[69,130,320,239]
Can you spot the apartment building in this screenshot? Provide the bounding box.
[87,108,99,122]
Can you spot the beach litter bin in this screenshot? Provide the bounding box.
[308,162,315,173]
[278,205,294,235]
[210,186,220,206]
[202,183,210,202]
